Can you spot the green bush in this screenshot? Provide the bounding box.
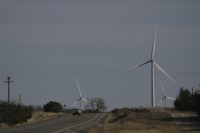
[0,101,32,125]
[43,101,62,113]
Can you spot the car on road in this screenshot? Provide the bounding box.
[72,109,82,116]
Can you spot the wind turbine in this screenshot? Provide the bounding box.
[157,79,176,107]
[72,80,89,110]
[127,25,176,107]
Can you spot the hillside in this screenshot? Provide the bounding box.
[89,108,200,133]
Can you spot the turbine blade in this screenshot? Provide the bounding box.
[77,79,82,97]
[154,62,176,84]
[72,100,78,107]
[157,99,164,106]
[82,97,88,103]
[151,24,157,59]
[127,60,152,71]
[167,96,176,100]
[121,60,152,76]
[159,79,166,96]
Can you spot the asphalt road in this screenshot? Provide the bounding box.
[0,113,106,133]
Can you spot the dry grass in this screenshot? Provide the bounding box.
[0,111,62,128]
[89,108,182,133]
[25,111,62,124]
[0,123,9,128]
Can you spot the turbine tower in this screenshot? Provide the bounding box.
[127,25,176,107]
[157,79,175,107]
[72,80,89,110]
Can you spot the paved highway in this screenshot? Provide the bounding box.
[0,113,106,133]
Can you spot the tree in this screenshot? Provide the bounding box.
[174,86,200,117]
[84,97,107,113]
[191,92,200,116]
[43,101,62,113]
[95,97,107,112]
[174,87,192,111]
[84,98,96,112]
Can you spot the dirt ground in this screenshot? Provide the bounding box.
[88,108,200,133]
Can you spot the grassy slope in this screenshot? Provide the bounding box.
[25,111,62,125]
[89,108,182,133]
[0,111,62,128]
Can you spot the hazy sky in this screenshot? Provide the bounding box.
[0,0,200,109]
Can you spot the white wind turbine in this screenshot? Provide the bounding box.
[157,79,176,107]
[127,25,176,107]
[72,80,89,110]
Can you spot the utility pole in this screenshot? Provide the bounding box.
[19,93,21,105]
[191,88,194,96]
[3,76,14,103]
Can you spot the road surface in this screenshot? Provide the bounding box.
[0,113,106,133]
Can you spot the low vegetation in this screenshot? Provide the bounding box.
[0,101,32,125]
[110,107,149,123]
[0,101,64,127]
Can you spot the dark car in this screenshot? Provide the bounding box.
[72,109,82,116]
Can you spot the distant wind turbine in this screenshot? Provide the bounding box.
[157,79,176,107]
[72,80,89,110]
[127,25,176,107]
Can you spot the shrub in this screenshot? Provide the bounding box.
[43,101,62,113]
[0,101,32,125]
[110,108,129,123]
[110,108,149,123]
[130,107,149,113]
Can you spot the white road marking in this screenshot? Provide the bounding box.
[54,114,101,133]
